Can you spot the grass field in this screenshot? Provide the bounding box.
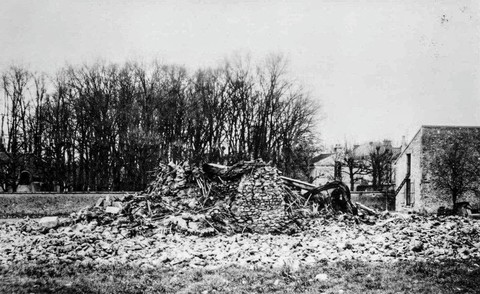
[0,193,107,218]
[1,259,479,294]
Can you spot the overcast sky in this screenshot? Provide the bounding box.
[1,0,479,147]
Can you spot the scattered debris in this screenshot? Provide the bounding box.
[315,273,329,282]
[410,240,424,252]
[19,159,479,239]
[1,213,479,269]
[356,202,379,216]
[438,202,473,217]
[2,159,479,271]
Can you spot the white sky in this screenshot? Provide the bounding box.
[1,0,479,147]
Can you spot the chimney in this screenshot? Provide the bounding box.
[401,136,407,152]
[334,144,343,153]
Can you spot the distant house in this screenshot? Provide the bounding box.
[394,125,480,213]
[309,152,338,186]
[351,140,401,191]
[310,141,401,191]
[352,141,401,161]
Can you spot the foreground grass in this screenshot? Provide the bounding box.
[1,260,479,294]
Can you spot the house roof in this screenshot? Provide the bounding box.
[422,125,480,130]
[394,127,422,165]
[311,153,334,164]
[352,142,381,159]
[391,147,402,161]
[352,141,396,159]
[393,125,480,164]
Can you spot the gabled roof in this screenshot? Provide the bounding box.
[311,153,334,164]
[391,147,402,161]
[394,127,422,165]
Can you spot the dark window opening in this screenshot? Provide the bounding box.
[405,154,412,206]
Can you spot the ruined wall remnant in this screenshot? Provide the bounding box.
[231,165,287,233]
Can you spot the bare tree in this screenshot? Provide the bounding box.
[1,66,31,191]
[429,132,480,206]
[342,146,370,191]
[0,55,321,191]
[369,145,393,191]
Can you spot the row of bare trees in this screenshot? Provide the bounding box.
[0,55,320,192]
[340,143,394,191]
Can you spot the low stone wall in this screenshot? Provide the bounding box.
[0,192,130,218]
[351,192,395,211]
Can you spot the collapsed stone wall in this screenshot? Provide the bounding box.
[230,166,287,233]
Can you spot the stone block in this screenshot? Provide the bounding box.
[105,206,121,214]
[38,216,59,228]
[95,197,104,207]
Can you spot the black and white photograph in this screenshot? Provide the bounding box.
[0,0,479,293]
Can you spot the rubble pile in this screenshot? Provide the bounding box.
[1,214,479,269]
[65,159,305,236]
[12,159,399,239]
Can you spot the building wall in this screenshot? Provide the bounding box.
[394,128,423,211]
[420,126,480,212]
[395,126,480,213]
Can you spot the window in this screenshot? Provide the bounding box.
[405,179,414,206]
[406,154,411,175]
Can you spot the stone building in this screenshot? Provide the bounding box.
[394,125,480,213]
